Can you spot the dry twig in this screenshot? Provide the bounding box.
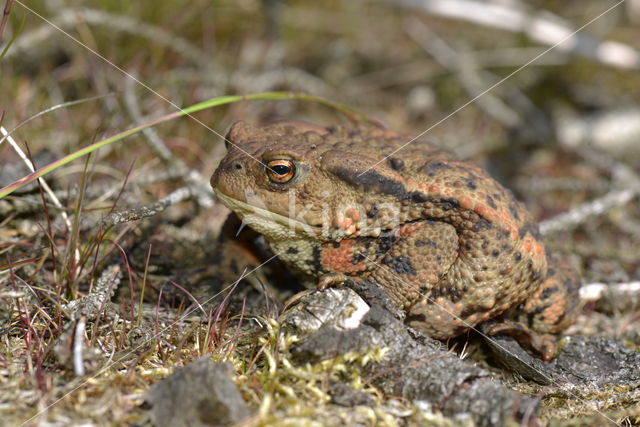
[62,264,122,320]
[580,281,640,301]
[539,189,636,235]
[5,7,211,68]
[539,143,640,235]
[374,0,639,69]
[404,17,523,128]
[100,187,193,227]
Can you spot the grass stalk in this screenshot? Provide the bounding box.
[0,91,375,199]
[137,245,152,327]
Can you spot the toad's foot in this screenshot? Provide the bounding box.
[485,255,581,362]
[485,321,557,362]
[316,273,350,291]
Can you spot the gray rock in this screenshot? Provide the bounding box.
[144,356,250,427]
[553,336,640,386]
[283,287,370,334]
[285,287,535,426]
[283,285,640,424]
[328,381,375,407]
[485,333,640,389]
[544,336,640,419]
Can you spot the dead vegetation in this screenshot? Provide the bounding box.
[1,0,640,425]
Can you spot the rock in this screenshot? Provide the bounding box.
[328,381,375,407]
[283,286,640,424]
[554,335,640,384]
[144,356,250,427]
[284,287,535,426]
[486,334,640,388]
[283,287,371,335]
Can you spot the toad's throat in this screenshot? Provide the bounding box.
[214,189,407,241]
[214,189,324,239]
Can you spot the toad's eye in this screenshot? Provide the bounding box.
[266,159,296,183]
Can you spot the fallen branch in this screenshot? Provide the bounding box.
[579,281,640,301]
[63,264,122,320]
[405,17,523,128]
[374,0,639,69]
[539,188,636,235]
[100,186,193,227]
[539,146,640,235]
[5,7,211,68]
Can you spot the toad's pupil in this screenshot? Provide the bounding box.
[272,165,290,175]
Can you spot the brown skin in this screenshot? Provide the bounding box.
[211,121,581,361]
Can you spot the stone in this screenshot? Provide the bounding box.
[144,356,250,427]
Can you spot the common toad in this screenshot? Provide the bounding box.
[211,121,580,361]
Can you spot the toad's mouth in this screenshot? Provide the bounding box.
[214,189,324,238]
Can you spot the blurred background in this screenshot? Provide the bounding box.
[2,0,640,283]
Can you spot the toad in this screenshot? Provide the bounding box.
[210,121,580,361]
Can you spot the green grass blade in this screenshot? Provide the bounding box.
[0,9,26,59]
[0,91,376,199]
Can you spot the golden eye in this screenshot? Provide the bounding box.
[266,159,296,183]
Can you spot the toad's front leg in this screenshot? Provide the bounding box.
[314,221,459,310]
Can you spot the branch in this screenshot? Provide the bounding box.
[374,0,639,69]
[100,186,193,227]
